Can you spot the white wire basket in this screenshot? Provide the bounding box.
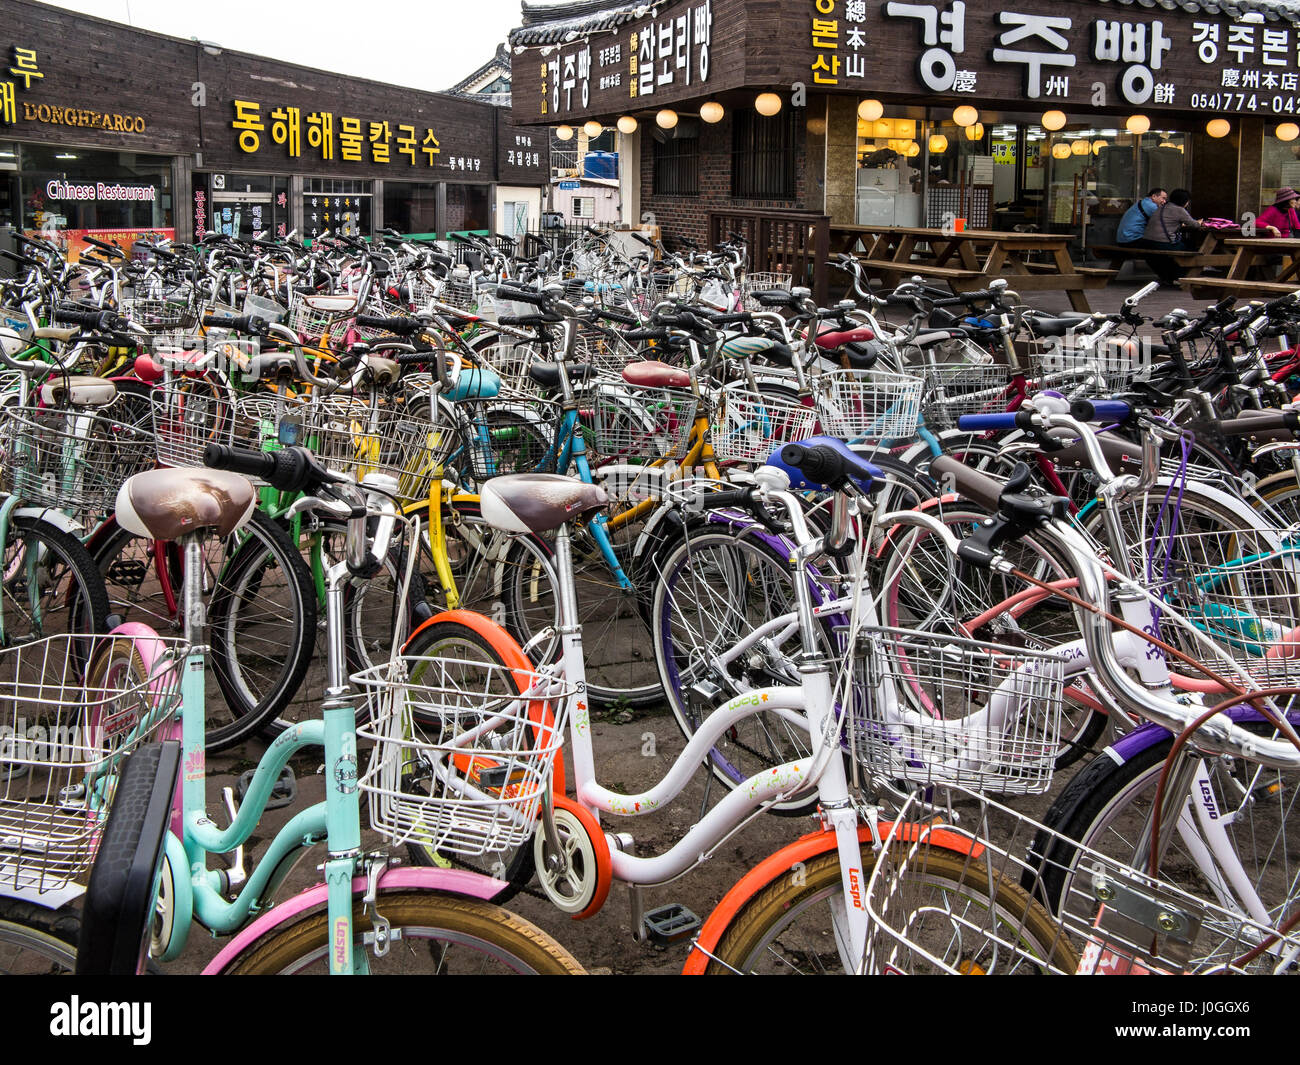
[297,397,424,485]
[588,382,698,461]
[1,404,155,524]
[710,386,817,464]
[1022,335,1147,393]
[741,271,792,311]
[813,369,924,441]
[0,633,187,895]
[1141,539,1300,690]
[920,362,1013,430]
[850,626,1066,794]
[287,292,362,341]
[150,378,238,468]
[354,657,569,858]
[863,783,1300,975]
[119,295,194,334]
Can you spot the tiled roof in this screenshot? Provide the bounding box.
[507,0,1300,46]
[508,2,654,45]
[1094,0,1300,21]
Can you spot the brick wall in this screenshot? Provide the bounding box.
[640,113,812,249]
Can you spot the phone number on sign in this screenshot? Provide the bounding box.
[1188,91,1300,114]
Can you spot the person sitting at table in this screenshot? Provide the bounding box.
[1116,187,1166,246]
[1257,187,1300,237]
[1142,188,1204,287]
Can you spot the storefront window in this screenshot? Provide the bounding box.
[734,111,796,200]
[383,182,439,235]
[856,113,923,226]
[18,145,173,260]
[1262,128,1300,216]
[1042,127,1186,247]
[0,142,16,229]
[653,130,699,196]
[303,178,371,239]
[204,172,290,240]
[446,184,490,234]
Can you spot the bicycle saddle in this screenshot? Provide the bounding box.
[38,375,117,407]
[528,361,598,388]
[814,326,875,349]
[480,473,608,535]
[622,360,690,389]
[115,468,257,541]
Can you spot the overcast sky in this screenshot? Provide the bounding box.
[41,0,541,92]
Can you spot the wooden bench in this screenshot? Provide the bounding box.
[855,258,982,281]
[1091,244,1204,265]
[1178,277,1300,299]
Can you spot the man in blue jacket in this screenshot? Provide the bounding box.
[1117,188,1167,245]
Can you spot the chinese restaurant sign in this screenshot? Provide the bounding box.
[513,0,1300,120]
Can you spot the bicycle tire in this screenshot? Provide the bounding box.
[705,843,1075,975]
[8,513,111,645]
[205,512,317,751]
[0,898,78,974]
[214,890,584,974]
[425,499,561,668]
[396,620,540,902]
[1029,728,1300,973]
[652,522,832,815]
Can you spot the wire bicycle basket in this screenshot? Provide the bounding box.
[710,386,817,464]
[813,369,924,442]
[1,404,155,525]
[850,626,1066,795]
[354,657,570,858]
[0,633,186,895]
[863,783,1300,975]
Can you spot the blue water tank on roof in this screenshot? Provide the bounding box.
[583,151,618,179]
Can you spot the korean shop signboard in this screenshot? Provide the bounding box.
[511,0,1300,121]
[797,0,1300,116]
[514,0,750,123]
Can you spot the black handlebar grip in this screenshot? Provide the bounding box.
[203,443,277,480]
[495,285,547,308]
[780,443,842,484]
[53,306,110,328]
[598,308,638,325]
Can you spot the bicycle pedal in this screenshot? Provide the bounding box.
[236,766,297,810]
[642,903,701,946]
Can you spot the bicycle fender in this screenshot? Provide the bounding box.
[200,867,508,974]
[12,505,80,536]
[682,823,980,974]
[402,608,566,794]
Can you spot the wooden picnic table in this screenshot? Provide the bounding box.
[1181,237,1300,300]
[828,224,1114,313]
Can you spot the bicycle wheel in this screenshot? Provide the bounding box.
[396,620,540,902]
[1030,730,1300,973]
[6,514,110,645]
[704,842,1075,975]
[426,500,561,667]
[214,890,584,974]
[652,523,830,813]
[204,512,317,751]
[0,899,78,974]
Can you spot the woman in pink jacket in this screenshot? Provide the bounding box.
[1258,187,1300,237]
